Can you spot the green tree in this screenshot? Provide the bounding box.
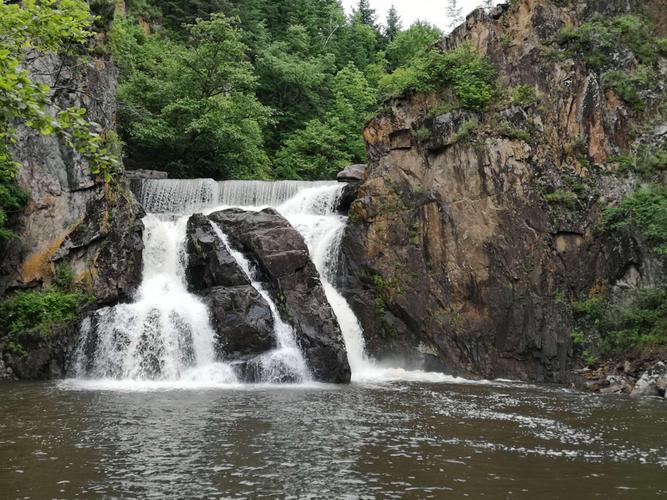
[384,5,402,43]
[386,21,442,71]
[273,64,376,179]
[115,13,272,179]
[353,0,377,29]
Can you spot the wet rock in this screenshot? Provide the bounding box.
[185,213,249,291]
[204,286,275,360]
[631,361,667,398]
[210,208,351,383]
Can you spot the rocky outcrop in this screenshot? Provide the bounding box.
[337,164,367,214]
[210,208,351,383]
[0,52,144,379]
[184,214,276,364]
[186,213,249,290]
[338,0,667,382]
[630,361,667,398]
[204,286,275,360]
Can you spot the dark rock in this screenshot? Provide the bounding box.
[232,356,302,384]
[210,208,351,383]
[337,164,367,183]
[0,320,83,380]
[337,183,359,214]
[204,285,275,360]
[185,213,249,291]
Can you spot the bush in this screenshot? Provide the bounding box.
[544,190,578,210]
[602,184,667,253]
[0,289,84,337]
[378,44,496,112]
[559,15,657,69]
[573,288,667,356]
[602,67,650,110]
[510,84,537,107]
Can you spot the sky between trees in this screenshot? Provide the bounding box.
[341,0,496,30]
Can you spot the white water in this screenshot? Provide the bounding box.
[70,179,473,388]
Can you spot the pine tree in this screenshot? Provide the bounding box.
[445,0,464,30]
[384,5,402,42]
[354,0,377,28]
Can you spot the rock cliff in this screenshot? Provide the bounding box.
[339,0,667,382]
[0,52,144,379]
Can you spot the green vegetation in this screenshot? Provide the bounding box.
[559,15,665,110]
[544,190,578,210]
[0,289,84,338]
[573,288,667,358]
[378,43,496,111]
[0,0,122,239]
[110,0,454,180]
[603,185,667,254]
[612,141,667,179]
[510,85,537,107]
[0,264,91,353]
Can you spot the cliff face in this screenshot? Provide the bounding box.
[340,0,667,382]
[0,52,144,379]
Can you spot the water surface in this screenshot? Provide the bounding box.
[1,380,665,498]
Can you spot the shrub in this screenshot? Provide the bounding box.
[559,15,657,69]
[510,85,537,107]
[0,289,84,337]
[602,67,650,111]
[412,127,432,142]
[602,184,667,253]
[544,190,578,210]
[573,288,667,356]
[378,44,496,112]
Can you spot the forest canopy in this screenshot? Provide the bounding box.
[114,0,445,180]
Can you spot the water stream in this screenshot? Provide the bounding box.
[71,179,445,388]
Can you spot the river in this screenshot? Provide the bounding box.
[1,380,665,498]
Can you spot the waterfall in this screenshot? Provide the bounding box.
[72,215,238,384]
[72,178,445,388]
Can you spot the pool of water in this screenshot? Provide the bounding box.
[1,380,665,498]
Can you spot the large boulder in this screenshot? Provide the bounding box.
[204,286,275,360]
[185,213,249,291]
[336,164,366,183]
[209,208,351,383]
[631,361,667,398]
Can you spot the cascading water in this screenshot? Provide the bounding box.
[208,223,311,383]
[71,178,450,387]
[72,215,238,385]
